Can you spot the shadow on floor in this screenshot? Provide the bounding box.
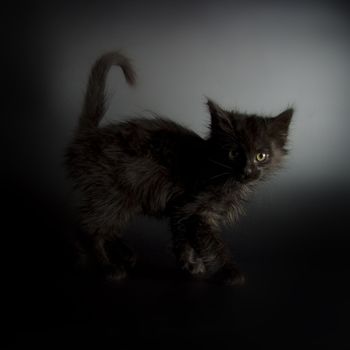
[3,184,350,349]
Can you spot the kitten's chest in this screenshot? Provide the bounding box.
[191,183,251,225]
[215,187,248,223]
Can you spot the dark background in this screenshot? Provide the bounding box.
[4,0,350,348]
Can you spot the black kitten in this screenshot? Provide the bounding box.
[65,51,293,285]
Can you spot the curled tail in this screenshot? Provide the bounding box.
[79,51,136,129]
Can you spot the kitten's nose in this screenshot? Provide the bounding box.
[240,167,256,182]
[244,167,253,177]
[241,166,260,183]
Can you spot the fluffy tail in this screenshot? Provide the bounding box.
[79,51,136,129]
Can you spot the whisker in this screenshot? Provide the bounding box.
[208,172,231,182]
[208,158,232,170]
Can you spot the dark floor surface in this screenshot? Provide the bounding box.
[3,182,350,349]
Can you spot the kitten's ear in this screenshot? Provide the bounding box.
[275,108,293,129]
[269,108,294,145]
[207,98,233,132]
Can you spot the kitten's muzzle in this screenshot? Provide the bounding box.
[240,167,260,183]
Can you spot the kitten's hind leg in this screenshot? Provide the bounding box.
[105,236,137,269]
[93,237,129,282]
[80,197,138,282]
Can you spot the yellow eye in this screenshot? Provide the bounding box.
[256,152,267,162]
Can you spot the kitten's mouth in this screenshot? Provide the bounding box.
[239,175,259,184]
[239,178,252,184]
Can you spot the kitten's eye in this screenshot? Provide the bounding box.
[229,150,238,160]
[256,152,268,162]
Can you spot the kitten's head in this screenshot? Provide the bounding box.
[207,99,293,184]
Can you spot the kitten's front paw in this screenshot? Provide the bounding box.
[184,257,206,275]
[179,246,206,276]
[212,264,246,286]
[103,264,128,283]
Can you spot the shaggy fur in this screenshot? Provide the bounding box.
[65,51,293,285]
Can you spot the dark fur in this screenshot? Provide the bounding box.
[65,51,293,285]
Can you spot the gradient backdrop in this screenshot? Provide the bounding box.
[4,0,350,348]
